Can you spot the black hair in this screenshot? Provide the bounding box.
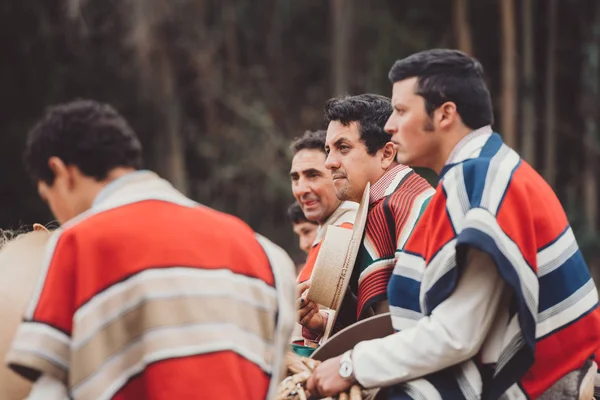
[388,49,494,129]
[287,201,317,225]
[24,99,143,184]
[290,130,327,155]
[324,93,392,155]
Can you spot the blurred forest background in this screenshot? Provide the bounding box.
[1,0,600,272]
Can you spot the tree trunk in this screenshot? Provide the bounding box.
[500,0,517,150]
[520,0,536,167]
[544,0,557,188]
[581,2,600,234]
[331,0,352,96]
[453,0,473,55]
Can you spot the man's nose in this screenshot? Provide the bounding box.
[384,116,396,135]
[293,177,311,197]
[325,153,339,170]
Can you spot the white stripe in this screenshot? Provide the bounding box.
[389,306,422,331]
[75,322,274,400]
[447,127,493,165]
[419,239,457,314]
[462,208,539,319]
[363,235,380,261]
[537,227,578,277]
[442,164,469,231]
[394,252,426,280]
[10,322,71,369]
[256,234,297,400]
[536,280,598,338]
[500,383,528,400]
[404,379,442,400]
[396,188,436,251]
[494,314,521,369]
[358,257,395,284]
[16,320,71,345]
[25,230,63,319]
[456,361,483,399]
[72,268,278,350]
[481,145,518,214]
[384,167,413,197]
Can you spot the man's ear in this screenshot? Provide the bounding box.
[47,157,76,189]
[437,101,459,130]
[381,142,397,169]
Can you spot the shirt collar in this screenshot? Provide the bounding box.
[445,125,493,167]
[92,169,154,207]
[369,164,411,204]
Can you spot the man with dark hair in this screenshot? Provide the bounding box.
[308,50,600,399]
[290,130,357,343]
[298,94,434,341]
[6,99,297,400]
[287,201,318,255]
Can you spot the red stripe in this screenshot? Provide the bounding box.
[357,266,393,316]
[521,310,600,397]
[113,351,270,400]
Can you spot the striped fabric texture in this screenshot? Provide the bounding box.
[352,164,434,320]
[6,172,296,400]
[387,132,600,399]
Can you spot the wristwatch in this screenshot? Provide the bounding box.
[338,350,355,381]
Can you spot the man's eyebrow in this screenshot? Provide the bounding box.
[301,168,322,175]
[333,137,349,147]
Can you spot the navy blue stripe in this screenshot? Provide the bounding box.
[424,265,459,314]
[538,250,593,312]
[460,159,490,208]
[388,274,422,313]
[456,227,535,398]
[494,158,521,213]
[386,367,470,399]
[456,227,536,352]
[479,133,504,159]
[537,300,599,341]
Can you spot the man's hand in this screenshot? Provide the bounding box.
[296,281,326,334]
[306,355,354,397]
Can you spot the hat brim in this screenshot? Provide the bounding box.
[310,312,393,361]
[306,183,370,336]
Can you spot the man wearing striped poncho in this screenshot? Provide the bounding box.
[5,100,297,400]
[308,50,600,399]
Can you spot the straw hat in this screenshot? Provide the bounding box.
[310,312,393,361]
[306,183,370,331]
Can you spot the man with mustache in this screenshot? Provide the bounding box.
[308,50,600,399]
[290,130,358,342]
[298,94,435,340]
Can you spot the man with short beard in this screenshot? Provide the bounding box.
[308,50,600,400]
[297,94,434,340]
[289,130,358,343]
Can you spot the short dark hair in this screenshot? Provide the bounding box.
[388,49,494,130]
[290,130,327,155]
[24,99,143,185]
[287,201,316,225]
[324,94,392,155]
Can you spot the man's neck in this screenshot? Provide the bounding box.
[432,127,473,174]
[86,167,138,206]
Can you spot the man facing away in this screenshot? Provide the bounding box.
[298,94,434,339]
[289,129,358,344]
[308,49,600,400]
[5,100,296,400]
